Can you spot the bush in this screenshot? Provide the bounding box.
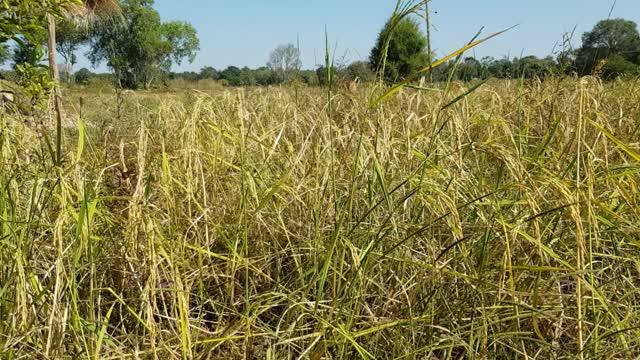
[299,70,319,86]
[602,55,639,79]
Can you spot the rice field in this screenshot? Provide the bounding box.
[1,77,640,359]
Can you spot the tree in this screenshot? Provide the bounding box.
[253,67,278,85]
[55,19,89,82]
[487,58,514,79]
[74,67,93,85]
[161,20,199,66]
[316,66,327,85]
[238,66,257,85]
[582,19,640,59]
[220,66,242,86]
[510,56,557,79]
[299,69,319,86]
[346,61,375,82]
[370,17,429,82]
[458,57,481,81]
[602,55,639,79]
[199,66,219,80]
[89,0,199,89]
[575,18,640,76]
[47,0,121,84]
[13,40,44,71]
[267,44,301,83]
[11,31,49,96]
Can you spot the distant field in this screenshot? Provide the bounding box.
[2,78,640,359]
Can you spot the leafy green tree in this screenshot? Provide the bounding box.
[511,56,557,79]
[556,50,576,74]
[575,18,640,76]
[487,58,514,79]
[42,0,121,92]
[253,67,278,85]
[11,31,51,99]
[215,66,285,87]
[458,57,481,81]
[0,1,72,49]
[161,20,199,66]
[583,19,640,59]
[74,67,93,85]
[315,66,330,86]
[54,19,89,82]
[199,66,219,80]
[220,66,242,86]
[239,66,257,85]
[370,17,429,82]
[345,61,375,82]
[602,55,639,79]
[299,69,319,86]
[12,40,43,70]
[89,0,199,89]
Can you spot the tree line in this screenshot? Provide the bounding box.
[3,1,640,94]
[368,16,640,83]
[81,16,640,88]
[166,13,640,87]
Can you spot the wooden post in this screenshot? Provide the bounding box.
[425,0,433,83]
[47,13,59,82]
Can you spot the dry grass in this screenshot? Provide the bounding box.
[1,77,640,359]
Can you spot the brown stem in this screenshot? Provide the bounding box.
[48,13,63,165]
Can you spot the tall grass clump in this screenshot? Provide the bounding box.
[1,76,640,359]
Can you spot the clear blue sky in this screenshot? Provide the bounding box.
[81,0,640,72]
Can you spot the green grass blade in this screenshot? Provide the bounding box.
[587,117,640,162]
[440,79,488,111]
[94,303,115,360]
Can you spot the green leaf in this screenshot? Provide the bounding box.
[94,303,116,360]
[440,79,488,111]
[75,117,85,163]
[587,117,640,163]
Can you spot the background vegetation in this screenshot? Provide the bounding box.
[5,1,640,91]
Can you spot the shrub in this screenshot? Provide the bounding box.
[74,68,93,85]
[602,55,639,79]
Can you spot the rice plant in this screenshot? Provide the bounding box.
[1,75,640,359]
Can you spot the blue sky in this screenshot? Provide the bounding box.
[80,0,640,72]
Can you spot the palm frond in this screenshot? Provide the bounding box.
[65,0,122,26]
